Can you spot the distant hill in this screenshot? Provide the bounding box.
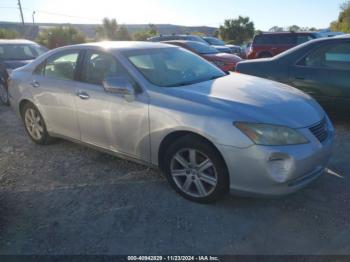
[0,21,218,39]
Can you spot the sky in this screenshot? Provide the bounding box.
[0,0,346,30]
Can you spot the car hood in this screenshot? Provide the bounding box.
[203,53,242,63]
[3,60,33,69]
[166,73,324,128]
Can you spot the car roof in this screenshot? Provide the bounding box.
[70,41,174,51]
[257,31,316,36]
[334,34,350,38]
[0,39,39,45]
[162,40,203,45]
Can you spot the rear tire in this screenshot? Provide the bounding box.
[163,135,229,203]
[21,102,55,145]
[0,81,9,106]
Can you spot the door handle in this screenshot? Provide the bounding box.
[77,91,90,100]
[31,80,40,88]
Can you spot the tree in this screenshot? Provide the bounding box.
[133,24,158,41]
[36,26,86,49]
[288,25,301,32]
[0,29,19,39]
[219,16,255,44]
[331,1,350,33]
[269,26,284,32]
[96,18,131,40]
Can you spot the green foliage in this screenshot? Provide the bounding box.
[133,24,158,41]
[191,31,206,37]
[269,26,284,32]
[331,1,350,33]
[36,26,86,49]
[288,25,301,32]
[96,18,132,40]
[219,16,255,45]
[0,28,19,39]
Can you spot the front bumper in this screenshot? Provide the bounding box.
[217,120,334,197]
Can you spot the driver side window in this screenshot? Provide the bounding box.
[81,51,134,86]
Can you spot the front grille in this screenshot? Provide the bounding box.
[309,118,328,143]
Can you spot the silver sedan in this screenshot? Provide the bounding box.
[8,41,334,203]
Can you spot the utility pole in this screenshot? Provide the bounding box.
[32,11,35,25]
[18,0,25,27]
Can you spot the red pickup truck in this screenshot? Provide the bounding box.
[247,32,319,59]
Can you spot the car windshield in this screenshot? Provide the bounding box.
[182,36,209,45]
[204,37,226,46]
[0,44,47,61]
[186,42,219,54]
[125,47,225,87]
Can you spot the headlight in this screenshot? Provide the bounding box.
[235,122,309,146]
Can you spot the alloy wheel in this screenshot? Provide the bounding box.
[24,108,44,140]
[170,148,218,198]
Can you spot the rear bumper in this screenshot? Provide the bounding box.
[217,120,334,197]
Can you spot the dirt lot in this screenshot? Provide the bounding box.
[0,104,349,255]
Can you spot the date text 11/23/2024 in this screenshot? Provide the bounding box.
[127,256,220,261]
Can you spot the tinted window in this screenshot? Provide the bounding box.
[296,35,314,45]
[0,44,45,60]
[186,42,219,54]
[44,52,79,80]
[300,42,350,70]
[125,47,225,87]
[254,35,276,45]
[204,37,226,46]
[277,35,296,45]
[81,51,133,85]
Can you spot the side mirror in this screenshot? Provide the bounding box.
[102,76,135,96]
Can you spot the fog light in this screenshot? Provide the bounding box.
[267,154,294,183]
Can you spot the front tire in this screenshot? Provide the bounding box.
[21,103,55,145]
[163,135,229,203]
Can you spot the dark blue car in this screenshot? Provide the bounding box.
[0,39,47,105]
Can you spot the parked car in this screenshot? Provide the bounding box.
[236,36,350,114]
[9,41,333,203]
[202,36,243,56]
[0,39,48,105]
[163,40,241,72]
[148,34,232,54]
[247,32,319,59]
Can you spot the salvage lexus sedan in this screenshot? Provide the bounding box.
[9,42,334,203]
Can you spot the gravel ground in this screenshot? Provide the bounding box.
[0,104,349,255]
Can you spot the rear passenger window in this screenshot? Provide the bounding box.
[277,35,296,45]
[255,35,275,45]
[44,52,79,80]
[296,35,313,45]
